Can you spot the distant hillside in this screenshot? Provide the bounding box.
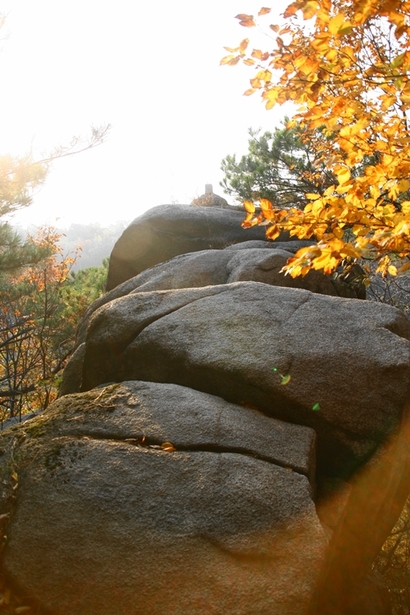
[16,222,128,272]
[58,222,127,271]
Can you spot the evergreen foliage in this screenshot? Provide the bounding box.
[0,229,108,419]
[220,121,335,208]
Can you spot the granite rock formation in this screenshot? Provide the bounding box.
[0,203,407,615]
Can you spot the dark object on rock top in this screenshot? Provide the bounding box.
[190,184,230,208]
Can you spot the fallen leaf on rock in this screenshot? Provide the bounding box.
[160,442,176,452]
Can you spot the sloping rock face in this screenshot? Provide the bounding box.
[77,281,410,477]
[109,246,361,301]
[0,382,325,615]
[106,204,289,289]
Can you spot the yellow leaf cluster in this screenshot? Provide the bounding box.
[223,0,410,278]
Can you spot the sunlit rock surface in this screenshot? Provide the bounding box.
[0,382,325,615]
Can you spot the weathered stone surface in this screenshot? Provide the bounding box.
[223,242,366,300]
[106,204,290,290]
[46,380,318,480]
[225,248,361,297]
[0,381,325,615]
[59,342,85,397]
[224,239,313,252]
[74,246,363,350]
[79,282,410,477]
[117,247,360,298]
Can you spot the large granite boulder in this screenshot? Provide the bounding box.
[0,381,326,615]
[106,204,291,290]
[70,281,410,478]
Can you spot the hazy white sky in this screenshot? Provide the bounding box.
[0,0,292,227]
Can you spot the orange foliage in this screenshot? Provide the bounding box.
[222,0,410,277]
[0,227,80,417]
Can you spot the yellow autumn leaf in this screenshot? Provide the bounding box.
[220,55,240,66]
[260,198,273,211]
[326,48,338,61]
[328,13,345,34]
[311,34,332,53]
[301,1,320,20]
[381,95,397,110]
[335,167,351,185]
[258,7,271,16]
[243,200,255,213]
[254,69,272,83]
[224,45,239,53]
[235,13,256,27]
[283,3,300,18]
[283,261,312,277]
[313,254,340,273]
[295,245,321,260]
[250,77,262,88]
[398,179,410,192]
[252,48,264,59]
[294,55,318,75]
[242,213,263,228]
[311,199,326,216]
[336,183,353,194]
[383,153,395,166]
[266,225,282,240]
[333,226,345,239]
[305,192,321,200]
[242,215,254,228]
[263,88,280,109]
[338,22,353,35]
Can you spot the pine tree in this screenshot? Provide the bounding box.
[220,121,335,208]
